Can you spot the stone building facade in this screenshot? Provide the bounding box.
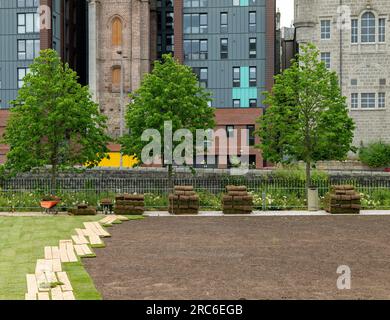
[295,0,390,149]
[88,0,157,137]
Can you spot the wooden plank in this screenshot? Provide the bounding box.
[45,271,57,284]
[44,246,52,260]
[92,222,110,237]
[59,242,69,263]
[35,259,47,274]
[75,228,84,236]
[26,274,38,295]
[51,246,60,259]
[37,292,50,300]
[72,234,88,245]
[99,216,112,224]
[35,272,50,292]
[88,234,103,245]
[116,215,129,221]
[80,244,93,255]
[50,286,63,300]
[73,244,85,256]
[63,291,75,300]
[44,259,53,272]
[25,293,37,300]
[66,243,78,262]
[57,272,73,292]
[52,258,62,272]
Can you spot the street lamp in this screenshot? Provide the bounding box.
[117,50,128,169]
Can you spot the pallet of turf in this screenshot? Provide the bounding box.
[222,185,253,214]
[68,204,97,215]
[168,186,199,215]
[114,194,145,215]
[324,185,361,214]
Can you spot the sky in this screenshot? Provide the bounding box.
[276,0,295,28]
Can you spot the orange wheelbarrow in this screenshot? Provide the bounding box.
[40,200,61,214]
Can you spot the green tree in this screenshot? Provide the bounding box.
[2,49,110,189]
[121,54,215,185]
[256,44,355,195]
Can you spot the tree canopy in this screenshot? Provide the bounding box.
[2,49,110,186]
[256,44,355,187]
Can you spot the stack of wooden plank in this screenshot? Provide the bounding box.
[324,185,361,214]
[168,186,199,215]
[68,204,97,215]
[114,194,145,215]
[222,185,253,214]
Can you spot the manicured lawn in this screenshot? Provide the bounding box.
[0,215,103,300]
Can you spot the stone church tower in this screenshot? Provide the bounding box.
[295,0,390,148]
[88,0,157,137]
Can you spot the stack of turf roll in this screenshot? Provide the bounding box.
[68,204,97,215]
[114,194,145,215]
[324,185,361,214]
[222,185,253,214]
[168,186,200,215]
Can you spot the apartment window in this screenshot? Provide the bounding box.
[249,67,257,87]
[184,39,208,60]
[233,0,240,5]
[249,99,257,108]
[361,93,376,108]
[17,39,40,60]
[184,0,208,7]
[220,38,228,59]
[380,78,386,86]
[321,52,331,69]
[17,0,39,7]
[361,12,376,43]
[17,13,39,34]
[351,93,358,109]
[226,125,234,138]
[379,18,386,42]
[351,79,358,86]
[246,125,255,146]
[351,19,358,43]
[184,13,208,34]
[233,99,240,108]
[233,67,240,87]
[320,20,331,39]
[378,92,386,108]
[249,38,257,58]
[17,67,29,88]
[249,12,256,33]
[220,12,228,33]
[193,67,208,88]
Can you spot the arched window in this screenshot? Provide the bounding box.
[112,66,121,87]
[112,17,122,46]
[361,12,376,43]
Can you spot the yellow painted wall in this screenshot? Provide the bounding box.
[98,152,138,168]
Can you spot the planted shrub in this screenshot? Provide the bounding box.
[359,142,390,168]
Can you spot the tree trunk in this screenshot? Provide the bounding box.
[306,161,311,203]
[51,162,57,195]
[167,164,173,192]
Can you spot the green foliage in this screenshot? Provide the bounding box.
[270,164,329,181]
[256,44,355,185]
[2,49,110,183]
[121,54,215,164]
[359,142,390,168]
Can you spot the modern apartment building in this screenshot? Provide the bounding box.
[295,0,390,148]
[169,0,276,168]
[0,0,276,168]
